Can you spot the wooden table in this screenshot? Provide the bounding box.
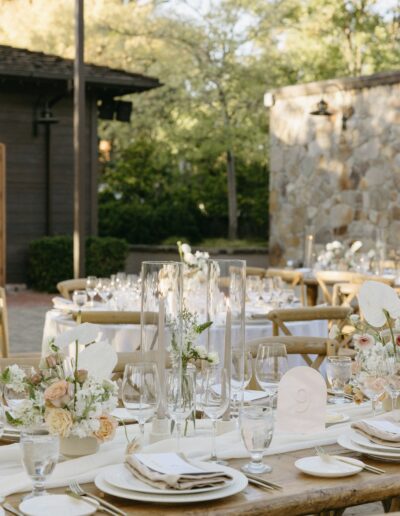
[6,443,400,516]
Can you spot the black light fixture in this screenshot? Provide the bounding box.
[310,99,333,116]
[98,99,117,120]
[115,100,132,122]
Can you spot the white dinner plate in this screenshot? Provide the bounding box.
[19,494,98,516]
[325,413,350,425]
[103,463,234,495]
[351,431,400,453]
[95,462,247,504]
[295,456,362,478]
[338,430,400,461]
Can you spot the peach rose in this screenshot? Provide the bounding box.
[94,414,118,442]
[45,408,73,437]
[44,380,70,407]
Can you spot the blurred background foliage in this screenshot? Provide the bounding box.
[0,0,398,245]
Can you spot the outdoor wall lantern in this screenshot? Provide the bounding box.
[309,98,354,130]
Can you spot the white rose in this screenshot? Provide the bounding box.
[194,345,207,358]
[184,252,196,265]
[208,352,219,365]
[181,244,191,254]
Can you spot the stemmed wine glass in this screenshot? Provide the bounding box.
[96,278,112,306]
[231,350,252,419]
[72,290,87,309]
[326,356,352,404]
[357,361,388,416]
[165,369,195,453]
[86,276,97,306]
[121,362,160,437]
[20,428,59,499]
[384,355,400,410]
[240,405,274,473]
[200,366,229,464]
[255,343,289,399]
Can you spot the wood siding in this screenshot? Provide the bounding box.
[0,86,98,282]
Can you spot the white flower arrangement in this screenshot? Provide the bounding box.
[177,241,209,273]
[0,340,119,441]
[316,240,362,270]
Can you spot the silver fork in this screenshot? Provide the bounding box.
[3,503,24,516]
[69,480,127,516]
[315,446,385,474]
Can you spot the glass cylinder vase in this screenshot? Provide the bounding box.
[207,259,246,421]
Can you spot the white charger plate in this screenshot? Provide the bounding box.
[351,431,400,453]
[295,456,362,478]
[19,495,97,516]
[103,463,234,495]
[338,430,400,461]
[95,462,247,504]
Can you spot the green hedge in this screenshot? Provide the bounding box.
[27,236,129,292]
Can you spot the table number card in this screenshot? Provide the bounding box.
[275,366,327,434]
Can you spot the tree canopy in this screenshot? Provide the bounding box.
[0,0,398,244]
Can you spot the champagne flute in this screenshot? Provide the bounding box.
[256,343,288,398]
[240,405,274,473]
[121,362,160,436]
[200,366,229,464]
[165,369,195,453]
[326,356,352,404]
[231,350,252,418]
[20,429,59,499]
[85,276,97,306]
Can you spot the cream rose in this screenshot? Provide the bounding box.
[44,380,68,402]
[45,408,73,437]
[94,414,118,442]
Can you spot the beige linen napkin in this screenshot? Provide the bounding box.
[351,410,400,447]
[125,453,232,491]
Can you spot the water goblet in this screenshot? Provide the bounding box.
[20,428,59,499]
[326,356,352,404]
[256,343,288,399]
[85,276,97,306]
[357,363,388,416]
[231,350,252,418]
[166,369,195,453]
[240,405,274,474]
[200,366,229,464]
[121,362,160,437]
[72,289,87,309]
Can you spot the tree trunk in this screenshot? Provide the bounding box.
[226,148,238,240]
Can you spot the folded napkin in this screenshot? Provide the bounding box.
[52,297,74,311]
[351,410,400,447]
[125,453,232,491]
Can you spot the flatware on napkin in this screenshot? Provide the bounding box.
[351,410,400,447]
[125,453,233,491]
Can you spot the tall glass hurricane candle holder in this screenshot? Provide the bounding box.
[207,259,246,421]
[140,262,183,424]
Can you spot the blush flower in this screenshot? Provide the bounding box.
[94,414,118,442]
[45,408,73,437]
[353,333,375,350]
[44,380,70,407]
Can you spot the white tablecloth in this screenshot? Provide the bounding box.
[42,310,328,369]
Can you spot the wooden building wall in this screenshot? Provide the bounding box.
[0,85,98,282]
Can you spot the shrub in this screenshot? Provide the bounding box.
[27,235,129,292]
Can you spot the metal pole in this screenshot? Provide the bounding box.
[73,0,85,278]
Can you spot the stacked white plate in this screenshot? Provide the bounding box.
[338,429,400,462]
[95,462,248,504]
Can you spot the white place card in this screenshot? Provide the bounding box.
[135,453,218,475]
[275,366,327,434]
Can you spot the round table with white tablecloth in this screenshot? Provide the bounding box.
[42,309,328,369]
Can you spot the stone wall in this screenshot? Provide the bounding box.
[266,72,400,264]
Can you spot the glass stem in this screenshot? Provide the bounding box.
[139,421,145,436]
[176,422,182,453]
[33,477,45,496]
[372,398,376,417]
[250,452,263,469]
[392,394,398,411]
[211,419,217,461]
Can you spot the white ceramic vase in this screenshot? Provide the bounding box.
[60,435,99,457]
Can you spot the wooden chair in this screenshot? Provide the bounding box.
[74,311,157,325]
[266,306,351,342]
[266,268,305,305]
[247,335,339,373]
[57,279,87,300]
[246,267,267,278]
[0,286,9,357]
[315,271,364,305]
[332,275,394,307]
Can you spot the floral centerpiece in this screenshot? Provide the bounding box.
[330,281,400,405]
[316,240,362,270]
[1,328,119,453]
